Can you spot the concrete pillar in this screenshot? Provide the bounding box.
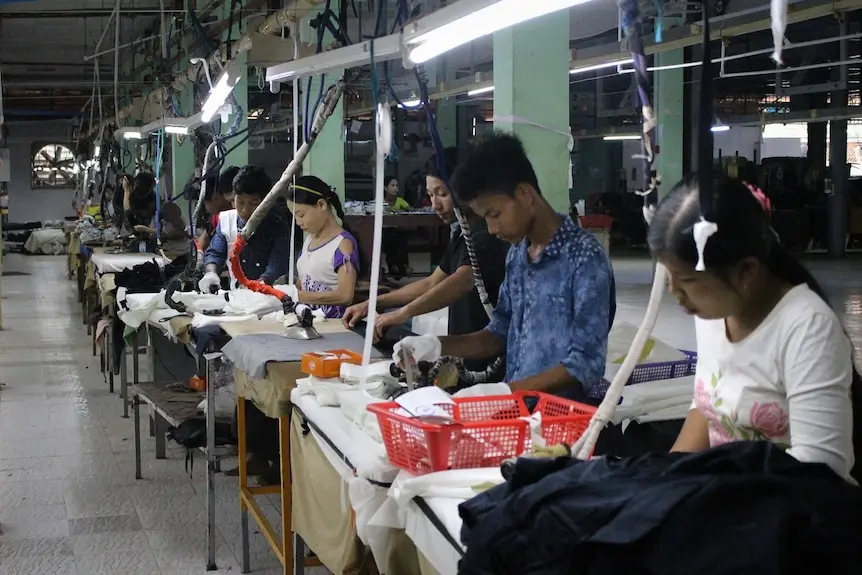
[436,98,458,148]
[300,11,345,200]
[655,49,685,196]
[828,92,848,257]
[493,13,570,211]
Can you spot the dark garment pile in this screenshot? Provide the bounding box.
[459,441,862,575]
[114,253,190,295]
[110,254,190,372]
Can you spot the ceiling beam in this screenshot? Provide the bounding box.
[0,9,185,19]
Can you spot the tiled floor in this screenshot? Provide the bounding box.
[1,253,860,574]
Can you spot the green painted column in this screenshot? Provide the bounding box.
[224,50,250,168]
[654,49,685,196]
[493,13,571,211]
[436,98,458,147]
[300,14,345,199]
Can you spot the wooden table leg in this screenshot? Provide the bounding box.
[278,414,293,575]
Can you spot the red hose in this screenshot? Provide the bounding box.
[228,235,288,299]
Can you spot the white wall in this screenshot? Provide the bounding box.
[713,126,762,161]
[5,121,77,223]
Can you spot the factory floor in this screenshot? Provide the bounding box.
[0,253,860,574]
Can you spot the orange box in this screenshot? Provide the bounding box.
[300,349,363,379]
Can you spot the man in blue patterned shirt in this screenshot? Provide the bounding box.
[396,133,615,400]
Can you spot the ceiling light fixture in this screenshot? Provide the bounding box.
[202,60,242,123]
[406,0,596,64]
[570,58,634,75]
[603,134,641,141]
[467,85,495,96]
[165,125,189,135]
[122,131,143,140]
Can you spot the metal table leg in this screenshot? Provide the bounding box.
[293,534,307,575]
[133,395,142,480]
[106,313,114,394]
[238,396,251,574]
[204,352,219,571]
[154,416,166,459]
[120,343,128,418]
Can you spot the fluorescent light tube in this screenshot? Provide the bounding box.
[468,85,495,96]
[202,60,242,123]
[399,99,422,108]
[123,131,143,140]
[165,125,189,135]
[570,58,633,75]
[603,134,640,141]
[94,144,101,157]
[407,0,596,65]
[711,125,731,132]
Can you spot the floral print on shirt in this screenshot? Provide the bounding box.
[693,373,791,450]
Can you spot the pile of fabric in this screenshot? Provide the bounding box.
[459,441,862,574]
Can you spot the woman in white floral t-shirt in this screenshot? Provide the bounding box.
[648,174,860,483]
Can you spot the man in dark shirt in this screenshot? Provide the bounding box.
[342,148,510,372]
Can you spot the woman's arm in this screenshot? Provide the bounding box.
[671,409,710,453]
[297,238,357,307]
[782,312,854,478]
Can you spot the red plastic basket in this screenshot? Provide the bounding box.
[367,391,597,475]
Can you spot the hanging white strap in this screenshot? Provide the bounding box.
[770,0,788,64]
[360,104,392,394]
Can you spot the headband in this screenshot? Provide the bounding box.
[692,3,717,272]
[290,184,327,198]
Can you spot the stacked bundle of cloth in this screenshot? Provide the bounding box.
[459,441,862,574]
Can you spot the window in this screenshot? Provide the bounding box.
[31,143,76,189]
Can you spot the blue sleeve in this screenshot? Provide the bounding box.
[484,254,512,343]
[562,251,612,391]
[204,222,227,269]
[259,221,292,284]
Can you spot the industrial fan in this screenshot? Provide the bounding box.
[31,144,76,188]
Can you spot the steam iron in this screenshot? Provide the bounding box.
[284,303,322,341]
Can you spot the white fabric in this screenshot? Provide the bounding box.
[371,468,504,575]
[282,283,299,302]
[90,252,170,274]
[296,233,344,294]
[218,209,240,288]
[392,335,442,367]
[612,376,695,426]
[693,284,855,480]
[291,389,400,570]
[411,308,449,337]
[24,228,68,255]
[198,271,221,294]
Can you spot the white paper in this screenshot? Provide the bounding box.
[394,386,454,420]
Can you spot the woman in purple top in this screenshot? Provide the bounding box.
[290,175,360,318]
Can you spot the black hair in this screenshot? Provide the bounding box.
[425,147,459,181]
[384,175,398,188]
[128,172,157,212]
[450,132,541,204]
[291,175,365,274]
[204,165,241,201]
[650,3,862,483]
[232,165,271,200]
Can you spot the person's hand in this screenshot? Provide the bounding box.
[342,301,369,328]
[393,335,441,368]
[133,225,155,236]
[375,309,408,339]
[198,271,221,294]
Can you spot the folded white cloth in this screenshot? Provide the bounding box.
[393,335,441,367]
